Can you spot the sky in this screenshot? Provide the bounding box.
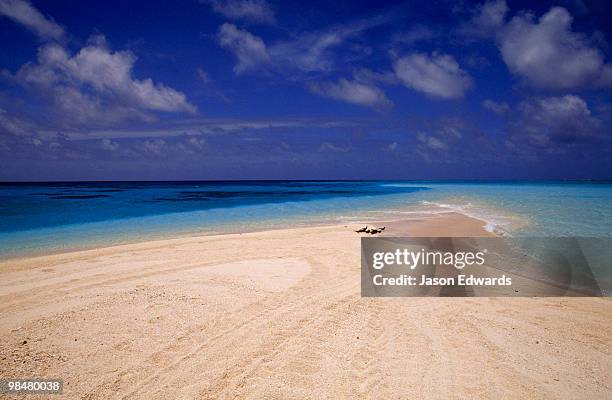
[0,0,610,181]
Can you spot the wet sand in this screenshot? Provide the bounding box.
[0,212,610,399]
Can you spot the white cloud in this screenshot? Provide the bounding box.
[197,67,211,84]
[28,39,195,112]
[207,0,274,24]
[417,132,448,150]
[515,95,601,145]
[319,141,349,153]
[411,120,474,159]
[270,31,344,73]
[14,36,195,127]
[471,1,612,89]
[437,122,463,139]
[52,85,152,127]
[309,78,392,109]
[500,7,612,89]
[217,23,270,74]
[187,136,206,150]
[270,17,386,73]
[175,135,206,154]
[56,118,354,141]
[100,138,119,151]
[393,52,472,99]
[0,108,32,136]
[463,0,508,37]
[143,138,168,155]
[0,0,63,40]
[216,16,388,75]
[482,99,510,115]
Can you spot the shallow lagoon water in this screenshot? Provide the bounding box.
[1,181,611,257]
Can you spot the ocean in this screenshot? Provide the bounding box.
[1,181,612,258]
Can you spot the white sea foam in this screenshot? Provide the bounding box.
[418,200,526,236]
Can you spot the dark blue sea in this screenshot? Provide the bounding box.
[1,180,612,257]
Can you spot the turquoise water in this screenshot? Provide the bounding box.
[1,181,611,258]
[381,181,612,236]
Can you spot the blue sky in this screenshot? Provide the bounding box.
[0,0,610,180]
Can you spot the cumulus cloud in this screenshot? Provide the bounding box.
[470,0,612,89]
[309,78,392,109]
[217,23,270,74]
[19,38,195,113]
[513,95,601,145]
[482,99,510,115]
[462,0,508,37]
[393,52,472,99]
[0,0,63,40]
[501,7,612,89]
[207,0,275,24]
[13,36,195,128]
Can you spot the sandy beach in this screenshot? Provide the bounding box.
[0,212,610,399]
